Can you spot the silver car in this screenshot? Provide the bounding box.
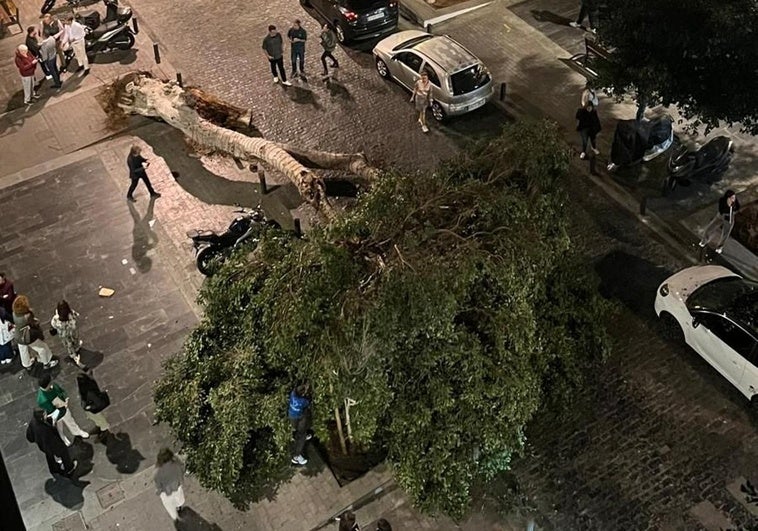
[373,30,493,121]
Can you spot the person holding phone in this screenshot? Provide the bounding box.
[126,145,161,202]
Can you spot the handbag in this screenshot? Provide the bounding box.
[19,325,31,344]
[84,390,110,413]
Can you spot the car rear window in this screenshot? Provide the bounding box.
[450,64,490,96]
[345,0,387,10]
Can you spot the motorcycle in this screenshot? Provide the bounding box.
[606,116,674,172]
[82,0,136,60]
[186,206,281,276]
[41,0,83,15]
[663,136,734,195]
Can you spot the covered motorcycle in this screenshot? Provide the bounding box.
[607,116,673,171]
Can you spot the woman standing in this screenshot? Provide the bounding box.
[154,448,186,523]
[339,510,361,531]
[13,295,57,370]
[575,101,602,159]
[581,82,599,108]
[14,44,38,106]
[410,70,432,133]
[699,189,740,254]
[0,308,14,365]
[51,300,87,369]
[76,372,111,441]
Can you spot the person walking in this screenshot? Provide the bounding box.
[411,70,432,133]
[339,511,361,531]
[569,0,598,33]
[699,190,741,254]
[575,101,601,160]
[288,383,313,466]
[13,295,58,370]
[126,145,161,201]
[26,409,77,477]
[37,374,90,447]
[0,308,14,365]
[62,15,89,75]
[319,22,339,79]
[51,300,86,369]
[263,25,291,86]
[15,45,38,106]
[40,33,62,90]
[0,273,16,315]
[76,371,111,441]
[287,19,307,78]
[154,448,186,523]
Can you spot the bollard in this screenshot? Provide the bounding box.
[640,196,647,216]
[258,169,268,194]
[132,18,139,35]
[176,73,183,87]
[425,23,432,33]
[499,82,506,101]
[294,218,302,237]
[153,43,161,64]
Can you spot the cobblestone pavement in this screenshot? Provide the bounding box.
[127,0,508,172]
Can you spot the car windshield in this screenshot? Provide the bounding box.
[687,277,758,331]
[393,34,434,51]
[450,64,490,96]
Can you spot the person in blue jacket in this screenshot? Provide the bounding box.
[288,383,312,466]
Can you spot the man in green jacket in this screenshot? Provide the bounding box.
[37,374,90,446]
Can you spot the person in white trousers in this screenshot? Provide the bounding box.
[154,448,186,522]
[63,15,89,74]
[37,374,90,447]
[12,295,58,370]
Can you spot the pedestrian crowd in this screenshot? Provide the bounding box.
[14,12,90,107]
[262,19,340,85]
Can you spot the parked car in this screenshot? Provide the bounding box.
[654,265,758,407]
[373,30,493,121]
[300,0,398,43]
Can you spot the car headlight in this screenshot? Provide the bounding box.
[659,283,669,297]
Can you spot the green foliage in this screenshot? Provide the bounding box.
[154,120,611,517]
[597,0,758,133]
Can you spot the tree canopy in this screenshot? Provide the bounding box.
[153,120,611,518]
[597,0,758,133]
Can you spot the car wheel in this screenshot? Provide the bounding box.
[750,396,758,421]
[375,58,389,78]
[431,101,446,122]
[335,24,347,44]
[659,312,684,343]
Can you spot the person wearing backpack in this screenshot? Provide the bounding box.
[13,295,58,371]
[76,371,111,441]
[319,22,339,79]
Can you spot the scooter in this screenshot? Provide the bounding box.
[663,136,734,194]
[82,0,136,60]
[186,206,281,276]
[77,0,133,29]
[41,0,83,15]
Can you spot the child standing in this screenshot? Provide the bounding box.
[51,300,87,370]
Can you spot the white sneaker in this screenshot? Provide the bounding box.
[715,247,723,254]
[569,22,581,28]
[305,433,313,441]
[46,75,53,80]
[44,359,59,369]
[421,125,429,133]
[698,241,706,248]
[589,27,597,34]
[79,432,90,439]
[282,80,292,86]
[592,147,600,155]
[579,152,586,159]
[273,77,279,84]
[291,455,307,466]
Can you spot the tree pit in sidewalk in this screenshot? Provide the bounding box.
[316,420,386,486]
[734,199,758,254]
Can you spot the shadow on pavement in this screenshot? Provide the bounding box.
[90,49,138,66]
[175,507,223,531]
[285,84,323,110]
[530,9,573,26]
[104,431,145,474]
[128,196,158,273]
[76,348,104,370]
[44,476,90,509]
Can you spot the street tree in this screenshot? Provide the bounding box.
[597,0,758,133]
[107,74,611,518]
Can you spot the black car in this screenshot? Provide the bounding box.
[301,0,399,43]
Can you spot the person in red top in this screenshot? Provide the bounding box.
[14,44,38,105]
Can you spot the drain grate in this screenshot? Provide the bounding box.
[52,512,87,531]
[96,482,126,509]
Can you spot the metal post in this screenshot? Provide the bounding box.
[132,18,139,34]
[294,218,302,237]
[176,72,183,87]
[425,23,432,33]
[640,196,647,216]
[153,43,161,64]
[499,82,506,101]
[258,168,267,194]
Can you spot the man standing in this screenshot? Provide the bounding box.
[263,25,291,86]
[37,374,91,447]
[26,410,77,477]
[319,23,339,79]
[0,273,16,315]
[288,384,313,466]
[40,33,62,89]
[287,19,307,79]
[63,15,89,75]
[126,145,161,201]
[699,190,740,254]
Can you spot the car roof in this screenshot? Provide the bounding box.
[412,35,479,74]
[687,276,758,334]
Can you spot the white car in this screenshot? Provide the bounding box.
[655,265,758,406]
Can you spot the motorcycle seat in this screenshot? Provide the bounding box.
[91,20,121,38]
[186,229,217,240]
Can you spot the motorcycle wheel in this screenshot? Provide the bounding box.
[196,246,225,276]
[40,0,56,14]
[115,31,136,51]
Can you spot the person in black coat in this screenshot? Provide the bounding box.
[699,189,741,253]
[26,409,76,477]
[576,102,602,160]
[76,372,111,441]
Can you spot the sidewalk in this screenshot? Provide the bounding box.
[434,0,758,278]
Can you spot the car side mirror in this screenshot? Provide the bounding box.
[692,317,700,329]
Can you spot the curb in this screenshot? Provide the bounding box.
[400,0,492,27]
